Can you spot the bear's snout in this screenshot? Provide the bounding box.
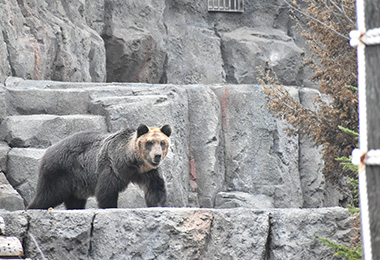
[154,153,162,162]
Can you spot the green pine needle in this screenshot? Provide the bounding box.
[314,234,362,260]
[345,85,358,92]
[338,126,359,138]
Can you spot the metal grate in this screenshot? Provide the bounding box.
[208,0,244,12]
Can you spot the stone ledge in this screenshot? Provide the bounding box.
[0,115,107,148]
[0,207,354,260]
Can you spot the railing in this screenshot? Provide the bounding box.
[208,0,244,12]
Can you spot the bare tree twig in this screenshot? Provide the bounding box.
[281,0,350,40]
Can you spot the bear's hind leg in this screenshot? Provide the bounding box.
[64,196,87,209]
[27,194,64,210]
[27,181,69,209]
[27,171,74,210]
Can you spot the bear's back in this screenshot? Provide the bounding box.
[40,131,107,176]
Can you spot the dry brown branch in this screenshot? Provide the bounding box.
[261,0,358,181]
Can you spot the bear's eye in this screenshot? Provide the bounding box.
[145,141,153,149]
[160,141,167,149]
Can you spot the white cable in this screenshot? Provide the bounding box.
[364,28,380,44]
[350,28,380,47]
[352,149,380,166]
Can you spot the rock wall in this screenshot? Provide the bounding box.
[0,0,310,87]
[0,207,356,260]
[0,78,350,210]
[0,0,356,258]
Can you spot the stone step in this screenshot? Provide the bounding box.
[0,172,24,211]
[3,77,164,116]
[0,114,107,148]
[0,207,355,260]
[6,148,46,206]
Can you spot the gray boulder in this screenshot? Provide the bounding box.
[4,77,92,116]
[0,143,25,211]
[0,0,309,86]
[164,22,225,84]
[25,210,94,260]
[201,209,270,260]
[0,115,107,148]
[269,207,354,259]
[0,141,9,172]
[0,30,11,84]
[221,27,304,85]
[0,0,106,83]
[163,0,225,84]
[0,210,28,242]
[0,85,6,122]
[84,0,106,36]
[6,148,46,205]
[212,85,303,208]
[0,172,25,210]
[298,88,326,208]
[103,0,167,83]
[186,85,225,207]
[92,208,214,259]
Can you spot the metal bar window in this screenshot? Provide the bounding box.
[208,0,244,12]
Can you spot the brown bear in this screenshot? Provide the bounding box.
[27,124,171,209]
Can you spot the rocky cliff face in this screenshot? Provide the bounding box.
[0,78,354,259]
[0,0,355,259]
[0,78,349,210]
[0,0,308,86]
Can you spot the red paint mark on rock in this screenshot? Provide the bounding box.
[189,148,198,192]
[137,36,153,82]
[31,40,42,80]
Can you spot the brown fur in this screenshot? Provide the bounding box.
[135,127,170,173]
[27,124,172,209]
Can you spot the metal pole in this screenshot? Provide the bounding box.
[354,0,380,258]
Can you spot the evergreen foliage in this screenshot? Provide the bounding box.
[314,234,362,260]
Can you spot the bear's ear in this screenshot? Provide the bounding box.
[160,125,171,137]
[137,124,149,138]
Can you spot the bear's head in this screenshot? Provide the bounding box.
[136,124,171,170]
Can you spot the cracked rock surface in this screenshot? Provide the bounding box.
[0,79,351,210]
[0,0,308,86]
[0,207,355,259]
[0,1,355,258]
